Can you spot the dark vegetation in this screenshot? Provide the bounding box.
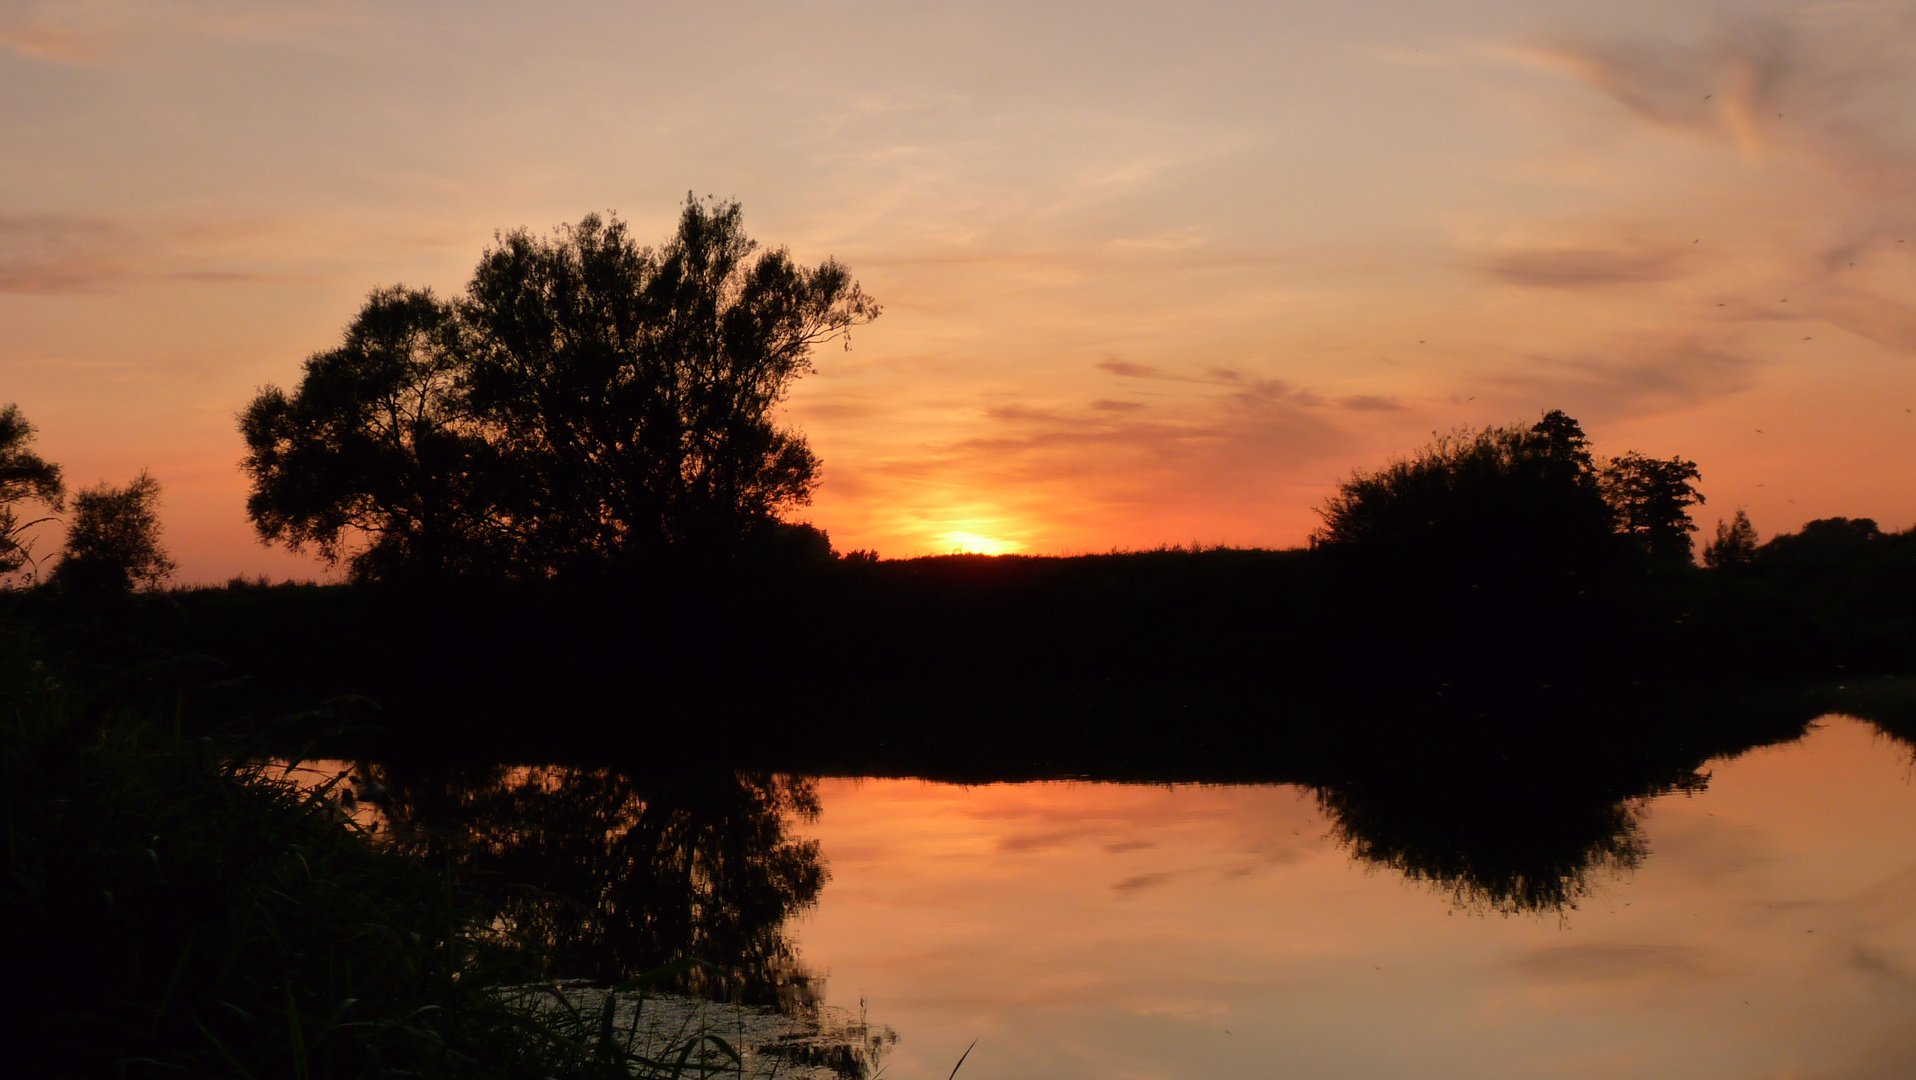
[6,199,1916,1072]
[239,198,876,579]
[0,621,826,1078]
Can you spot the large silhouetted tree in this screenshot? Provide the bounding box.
[0,404,64,582]
[462,200,878,564]
[240,199,877,579]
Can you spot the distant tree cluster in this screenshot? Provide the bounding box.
[1703,509,1758,568]
[240,198,879,581]
[1315,409,1706,566]
[0,404,175,592]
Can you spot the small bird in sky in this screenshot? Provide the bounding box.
[1705,94,1713,99]
[1756,429,1765,434]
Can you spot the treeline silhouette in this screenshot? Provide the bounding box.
[94,407,1902,770]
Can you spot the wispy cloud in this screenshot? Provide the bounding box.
[1490,242,1693,288]
[1337,395,1404,412]
[0,213,333,293]
[0,0,372,64]
[1523,8,1916,193]
[934,378,1351,503]
[0,215,127,293]
[0,18,112,62]
[1096,358,1161,378]
[1488,334,1760,418]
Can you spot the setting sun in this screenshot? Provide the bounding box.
[936,530,1024,556]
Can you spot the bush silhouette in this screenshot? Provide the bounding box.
[1314,409,1618,585]
[1311,410,1713,681]
[51,471,176,593]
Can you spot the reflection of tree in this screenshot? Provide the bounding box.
[1313,759,1707,914]
[371,766,826,1009]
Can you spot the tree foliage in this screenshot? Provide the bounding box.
[1316,410,1710,569]
[51,471,176,592]
[0,404,65,581]
[240,287,505,579]
[1703,508,1758,568]
[1314,409,1616,567]
[241,199,877,580]
[1601,451,1704,562]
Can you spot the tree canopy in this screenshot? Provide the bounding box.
[1316,410,1706,568]
[240,199,878,580]
[240,287,503,579]
[1703,509,1758,568]
[1314,409,1617,569]
[51,471,176,593]
[1600,451,1704,562]
[1311,409,1708,678]
[0,404,65,581]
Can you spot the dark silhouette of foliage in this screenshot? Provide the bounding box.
[240,198,877,579]
[1312,410,1623,659]
[0,403,65,581]
[1600,450,1704,562]
[240,287,507,580]
[50,471,175,593]
[463,200,877,565]
[1316,777,1659,915]
[374,764,827,1008]
[1703,508,1758,568]
[1314,409,1614,561]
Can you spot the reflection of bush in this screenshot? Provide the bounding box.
[1316,784,1656,915]
[1310,727,1713,916]
[374,765,827,1009]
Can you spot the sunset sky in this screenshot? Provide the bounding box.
[5,0,1916,580]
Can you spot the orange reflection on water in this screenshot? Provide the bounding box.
[792,718,1916,1080]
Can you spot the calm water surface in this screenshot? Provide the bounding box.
[789,716,1916,1080]
[302,714,1916,1079]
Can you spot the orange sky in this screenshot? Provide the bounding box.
[4,1,1916,580]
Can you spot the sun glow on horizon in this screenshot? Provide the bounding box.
[936,530,1025,556]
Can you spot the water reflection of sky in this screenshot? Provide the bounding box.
[793,717,1916,1080]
